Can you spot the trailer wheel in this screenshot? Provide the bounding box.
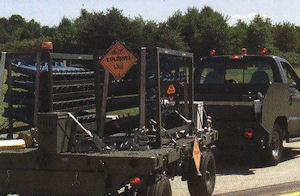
[137,175,172,196]
[263,122,283,166]
[188,150,216,196]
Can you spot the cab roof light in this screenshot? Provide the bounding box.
[231,55,241,59]
[260,48,267,55]
[241,48,247,56]
[210,49,216,56]
[42,41,53,50]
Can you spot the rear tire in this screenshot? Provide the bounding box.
[137,175,172,196]
[187,149,216,196]
[263,122,283,166]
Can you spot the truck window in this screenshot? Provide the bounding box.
[281,61,299,91]
[196,58,275,85]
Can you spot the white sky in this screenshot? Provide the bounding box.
[1,0,299,26]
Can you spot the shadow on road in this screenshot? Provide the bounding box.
[214,146,300,176]
[282,146,300,161]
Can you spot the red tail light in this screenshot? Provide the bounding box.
[244,128,253,138]
[113,121,120,129]
[130,177,141,185]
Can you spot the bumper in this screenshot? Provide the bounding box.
[213,121,268,147]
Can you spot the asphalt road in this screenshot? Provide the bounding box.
[171,141,300,196]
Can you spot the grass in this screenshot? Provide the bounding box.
[107,107,139,116]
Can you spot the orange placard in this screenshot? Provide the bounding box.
[100,41,137,80]
[167,84,176,94]
[193,136,201,173]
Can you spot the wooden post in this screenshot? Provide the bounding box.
[33,52,41,127]
[48,53,54,112]
[0,52,7,106]
[188,55,194,134]
[154,48,162,148]
[6,54,13,139]
[94,51,109,138]
[139,47,146,128]
[99,70,109,137]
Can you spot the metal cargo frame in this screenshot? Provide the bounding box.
[0,47,218,196]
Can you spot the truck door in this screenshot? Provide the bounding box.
[281,61,300,137]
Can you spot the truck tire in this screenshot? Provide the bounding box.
[187,149,216,196]
[264,122,283,166]
[138,175,172,196]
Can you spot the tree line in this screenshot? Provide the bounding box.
[0,6,300,65]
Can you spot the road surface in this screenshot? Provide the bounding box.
[171,141,300,196]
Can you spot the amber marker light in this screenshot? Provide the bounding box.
[241,48,247,56]
[42,41,53,50]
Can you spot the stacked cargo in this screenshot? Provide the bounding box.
[2,52,142,134]
[3,56,96,128]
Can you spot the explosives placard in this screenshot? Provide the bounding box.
[100,41,137,80]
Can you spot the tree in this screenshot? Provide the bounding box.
[228,20,248,53]
[296,26,300,53]
[20,19,42,40]
[169,6,230,58]
[141,21,159,47]
[53,17,76,52]
[244,15,273,53]
[156,22,188,50]
[74,8,135,53]
[273,22,298,52]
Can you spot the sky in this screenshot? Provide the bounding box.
[0,0,300,27]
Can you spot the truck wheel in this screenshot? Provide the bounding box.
[187,150,216,196]
[138,175,172,196]
[264,122,283,166]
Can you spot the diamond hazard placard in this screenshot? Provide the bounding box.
[193,136,201,173]
[100,41,137,80]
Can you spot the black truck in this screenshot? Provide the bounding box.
[194,50,300,165]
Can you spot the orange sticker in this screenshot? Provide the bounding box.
[193,136,201,173]
[100,41,137,80]
[167,84,176,94]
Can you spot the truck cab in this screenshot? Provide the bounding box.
[194,50,300,165]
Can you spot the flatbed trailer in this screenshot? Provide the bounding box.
[0,134,215,195]
[0,44,218,196]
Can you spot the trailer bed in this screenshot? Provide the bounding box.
[0,138,194,195]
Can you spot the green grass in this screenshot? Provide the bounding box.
[107,107,139,116]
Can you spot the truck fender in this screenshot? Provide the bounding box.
[261,83,289,145]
